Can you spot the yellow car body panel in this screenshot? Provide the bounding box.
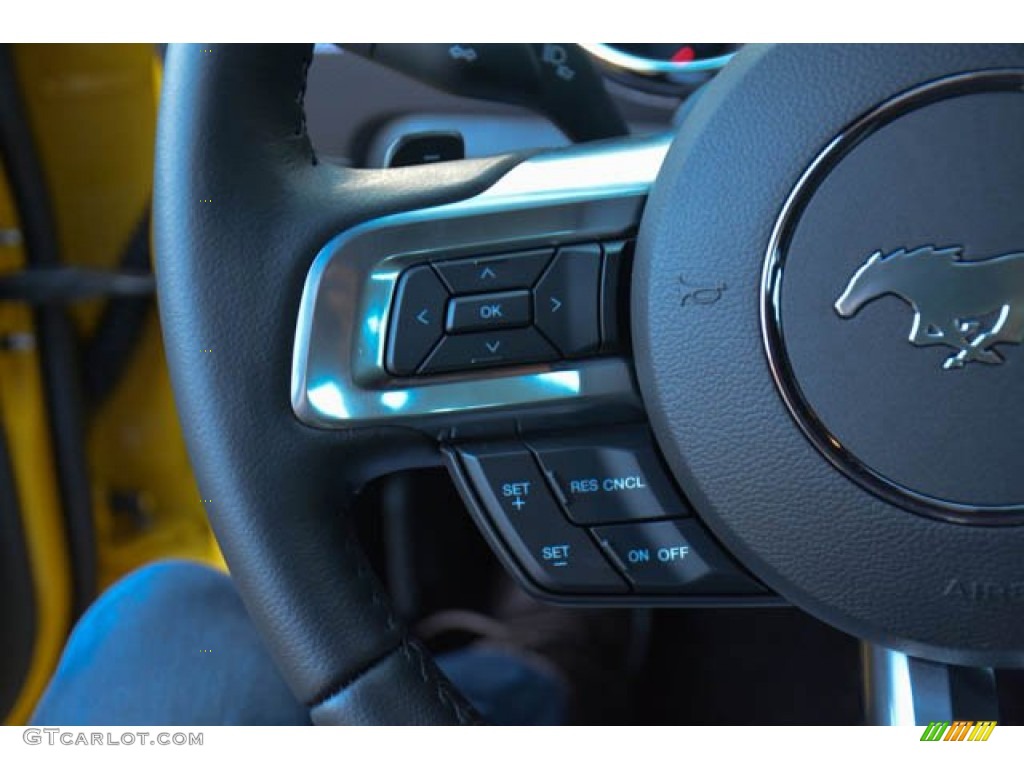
[0,157,71,726]
[2,43,222,724]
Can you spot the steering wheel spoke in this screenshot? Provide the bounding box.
[291,135,666,433]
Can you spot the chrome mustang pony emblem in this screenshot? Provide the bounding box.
[834,245,1024,369]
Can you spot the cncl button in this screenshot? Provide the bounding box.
[530,426,691,525]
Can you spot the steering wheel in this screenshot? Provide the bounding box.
[154,44,1024,725]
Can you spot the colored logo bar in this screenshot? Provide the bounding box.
[920,721,997,741]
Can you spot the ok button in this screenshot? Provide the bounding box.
[446,290,532,334]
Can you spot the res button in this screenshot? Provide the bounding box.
[530,426,691,525]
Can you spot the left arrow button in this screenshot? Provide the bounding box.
[386,265,449,375]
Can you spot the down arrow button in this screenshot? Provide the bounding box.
[534,244,601,357]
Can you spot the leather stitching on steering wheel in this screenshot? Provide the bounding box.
[337,523,399,635]
[336,526,475,722]
[307,467,475,721]
[398,639,479,725]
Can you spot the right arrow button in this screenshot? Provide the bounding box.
[533,244,601,358]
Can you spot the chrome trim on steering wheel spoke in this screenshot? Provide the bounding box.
[861,643,998,726]
[291,135,671,429]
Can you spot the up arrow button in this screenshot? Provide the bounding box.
[434,249,552,293]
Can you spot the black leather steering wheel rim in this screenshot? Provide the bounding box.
[153,43,522,724]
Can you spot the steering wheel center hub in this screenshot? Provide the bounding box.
[763,71,1024,523]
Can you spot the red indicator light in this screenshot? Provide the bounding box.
[671,46,696,64]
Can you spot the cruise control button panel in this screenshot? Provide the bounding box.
[529,426,691,524]
[593,520,766,595]
[456,443,627,594]
[446,426,773,604]
[385,242,629,377]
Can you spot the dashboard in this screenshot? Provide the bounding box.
[304,43,739,168]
